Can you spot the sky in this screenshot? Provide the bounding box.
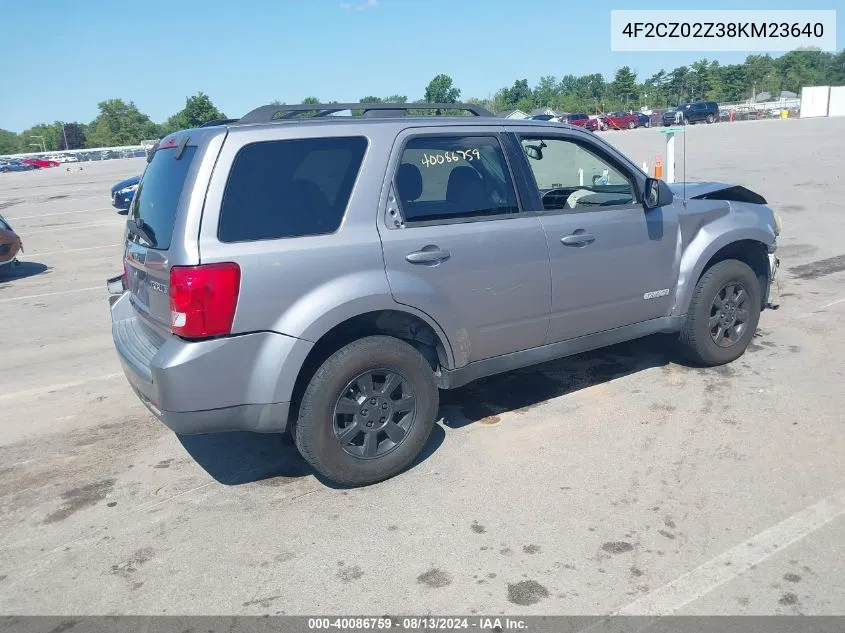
[1,0,842,132]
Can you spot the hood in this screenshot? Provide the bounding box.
[667,181,767,204]
[111,175,141,193]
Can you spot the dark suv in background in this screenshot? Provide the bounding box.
[662,101,720,125]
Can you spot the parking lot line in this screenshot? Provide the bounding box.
[613,489,845,616]
[0,286,102,303]
[4,207,111,221]
[798,297,845,318]
[0,372,123,403]
[33,243,122,256]
[24,221,120,235]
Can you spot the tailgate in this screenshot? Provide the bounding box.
[122,137,202,337]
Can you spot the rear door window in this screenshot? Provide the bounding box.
[394,135,519,224]
[129,145,198,250]
[218,137,368,242]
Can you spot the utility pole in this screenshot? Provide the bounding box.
[29,135,46,153]
[58,122,69,151]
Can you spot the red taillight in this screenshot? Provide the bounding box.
[169,263,240,339]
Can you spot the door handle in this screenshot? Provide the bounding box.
[561,233,595,247]
[405,249,451,264]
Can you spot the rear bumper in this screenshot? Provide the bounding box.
[127,385,292,436]
[109,291,312,435]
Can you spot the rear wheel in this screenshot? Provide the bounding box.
[706,113,715,124]
[679,259,761,366]
[293,335,439,487]
[628,121,636,129]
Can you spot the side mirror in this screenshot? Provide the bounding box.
[643,177,674,210]
[523,144,543,160]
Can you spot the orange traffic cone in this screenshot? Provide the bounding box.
[654,155,664,180]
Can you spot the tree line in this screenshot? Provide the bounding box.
[0,92,226,155]
[2,50,843,155]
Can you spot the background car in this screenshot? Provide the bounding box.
[0,213,23,271]
[21,158,60,168]
[562,113,599,131]
[0,159,37,172]
[530,114,563,122]
[662,101,720,125]
[634,112,652,128]
[599,111,640,130]
[111,175,141,212]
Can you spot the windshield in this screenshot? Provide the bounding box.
[128,145,198,250]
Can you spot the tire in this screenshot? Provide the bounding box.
[628,121,635,129]
[293,335,439,487]
[706,114,715,124]
[678,259,762,366]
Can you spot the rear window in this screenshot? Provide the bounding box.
[218,137,368,243]
[129,145,198,250]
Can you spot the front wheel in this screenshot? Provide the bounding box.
[706,114,715,124]
[628,121,636,129]
[678,259,762,366]
[293,335,439,487]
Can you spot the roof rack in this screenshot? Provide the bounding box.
[235,102,494,125]
[199,118,239,127]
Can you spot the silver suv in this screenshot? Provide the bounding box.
[107,102,780,486]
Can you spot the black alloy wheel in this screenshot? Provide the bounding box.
[332,368,416,459]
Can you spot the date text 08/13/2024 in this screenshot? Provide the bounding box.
[307,617,528,630]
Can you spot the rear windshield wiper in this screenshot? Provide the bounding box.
[127,217,158,248]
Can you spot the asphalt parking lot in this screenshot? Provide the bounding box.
[1,117,844,617]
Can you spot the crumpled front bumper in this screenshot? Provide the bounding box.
[766,248,780,307]
[769,253,780,282]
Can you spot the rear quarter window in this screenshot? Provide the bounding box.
[218,137,368,243]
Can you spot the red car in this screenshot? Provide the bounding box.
[598,112,640,130]
[0,213,23,271]
[21,158,60,168]
[562,113,599,132]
